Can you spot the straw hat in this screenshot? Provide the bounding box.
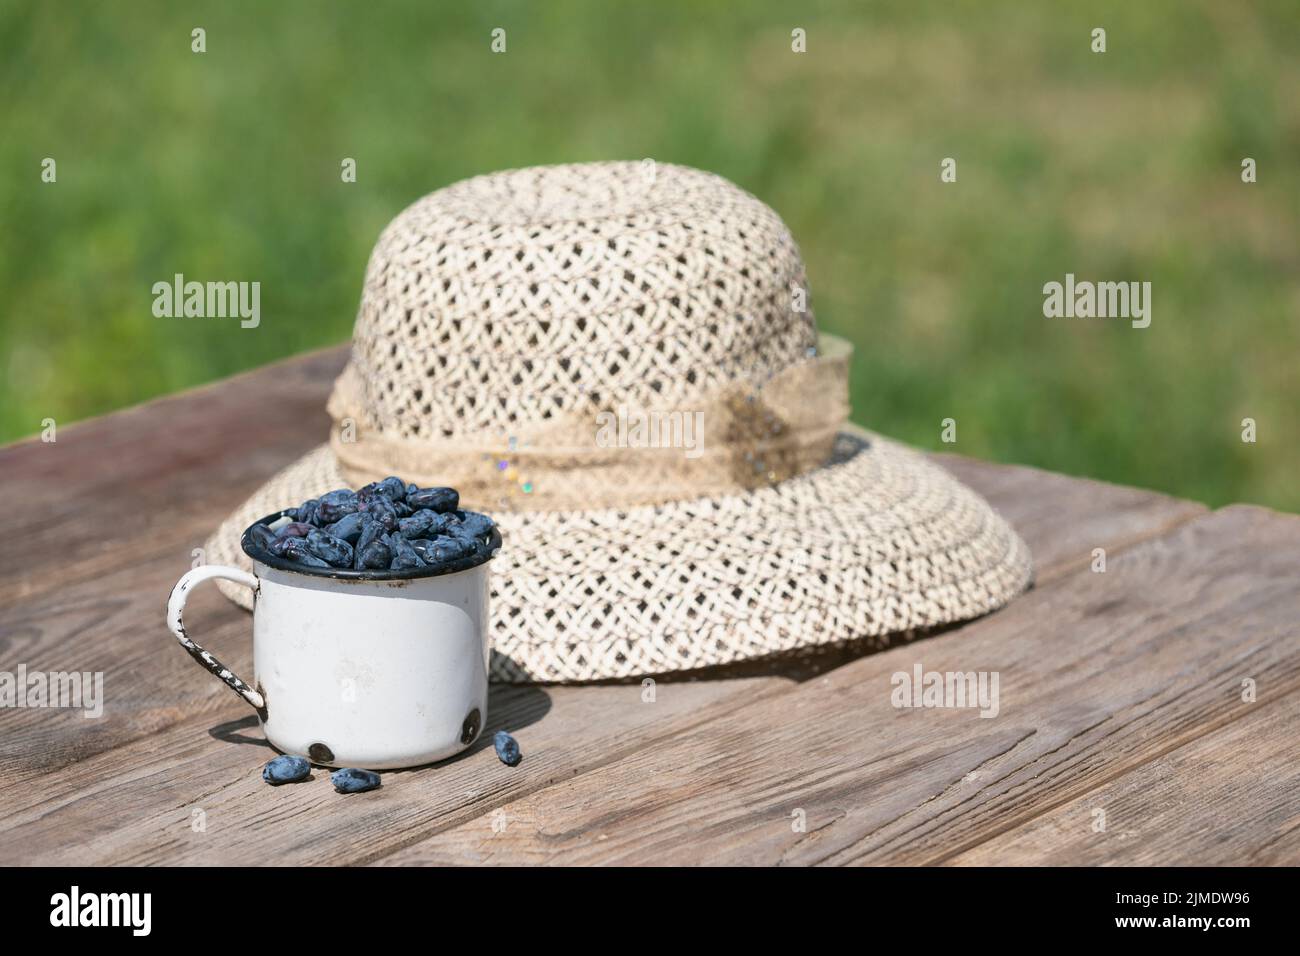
[206,161,1032,682]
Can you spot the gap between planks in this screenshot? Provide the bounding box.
[0,490,1203,864]
[0,350,1212,862]
[944,685,1300,865]
[0,423,1205,790]
[369,504,1297,866]
[356,503,1213,866]
[921,670,1300,865]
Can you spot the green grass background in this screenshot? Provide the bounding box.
[2,1,1298,509]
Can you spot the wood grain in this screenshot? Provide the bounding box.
[946,688,1300,866]
[0,678,790,865]
[0,345,349,607]
[0,447,1164,864]
[0,347,1231,865]
[0,347,349,783]
[0,553,261,786]
[931,452,1206,575]
[375,506,1300,866]
[15,470,1202,864]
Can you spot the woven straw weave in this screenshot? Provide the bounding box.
[207,161,1033,682]
[350,162,813,441]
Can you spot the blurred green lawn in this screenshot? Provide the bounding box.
[2,1,1298,509]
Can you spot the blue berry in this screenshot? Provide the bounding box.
[331,768,381,793]
[456,511,496,542]
[268,536,329,568]
[267,535,300,556]
[493,731,522,767]
[428,512,461,536]
[397,510,435,539]
[317,498,360,525]
[355,539,392,570]
[305,529,354,568]
[247,523,276,550]
[363,495,399,531]
[273,521,314,539]
[377,476,407,501]
[259,480,499,576]
[296,498,321,526]
[262,755,311,785]
[408,487,458,513]
[318,489,360,521]
[386,533,425,570]
[325,511,369,544]
[428,534,476,564]
[355,515,383,553]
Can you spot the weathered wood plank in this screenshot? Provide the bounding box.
[0,554,264,788]
[0,345,349,607]
[5,491,1208,866]
[0,347,1211,863]
[0,456,1201,862]
[931,452,1206,576]
[0,678,787,865]
[373,505,1300,866]
[0,347,1198,787]
[947,688,1300,866]
[0,348,347,782]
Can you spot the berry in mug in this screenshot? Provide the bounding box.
[251,478,496,575]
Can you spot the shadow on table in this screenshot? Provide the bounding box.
[208,714,273,749]
[478,429,1032,688]
[545,615,995,688]
[389,683,552,773]
[206,683,553,767]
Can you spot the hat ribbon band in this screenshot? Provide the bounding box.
[325,333,852,512]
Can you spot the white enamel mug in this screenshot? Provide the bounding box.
[166,511,500,769]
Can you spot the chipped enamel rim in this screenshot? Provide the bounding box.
[241,510,501,581]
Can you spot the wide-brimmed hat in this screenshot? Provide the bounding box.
[206,161,1032,682]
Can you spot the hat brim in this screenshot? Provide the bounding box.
[204,431,1032,682]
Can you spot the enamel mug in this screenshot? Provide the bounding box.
[165,511,500,769]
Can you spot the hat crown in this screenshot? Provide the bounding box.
[348,161,816,440]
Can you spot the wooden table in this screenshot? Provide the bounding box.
[2,346,1296,866]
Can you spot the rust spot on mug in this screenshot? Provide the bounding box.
[308,742,335,764]
[460,707,481,745]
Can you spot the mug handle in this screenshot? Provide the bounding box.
[166,565,266,718]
